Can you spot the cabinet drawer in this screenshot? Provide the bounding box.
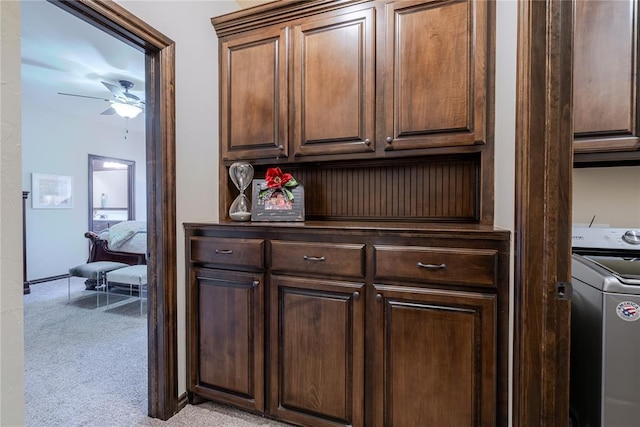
[374,245,497,288]
[271,241,365,278]
[190,237,264,269]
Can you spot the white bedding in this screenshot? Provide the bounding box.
[99,221,147,254]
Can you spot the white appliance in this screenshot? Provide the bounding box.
[570,226,640,427]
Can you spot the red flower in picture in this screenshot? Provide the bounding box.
[265,167,293,189]
[260,167,299,203]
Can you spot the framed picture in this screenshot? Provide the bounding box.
[31,173,73,209]
[251,179,304,222]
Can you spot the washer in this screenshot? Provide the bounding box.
[571,226,640,427]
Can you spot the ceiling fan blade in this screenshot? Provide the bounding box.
[124,93,141,102]
[100,107,116,115]
[58,92,111,102]
[102,81,126,99]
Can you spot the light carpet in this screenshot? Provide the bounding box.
[24,277,288,427]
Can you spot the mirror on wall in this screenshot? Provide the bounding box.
[88,154,135,234]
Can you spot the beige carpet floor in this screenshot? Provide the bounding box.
[24,277,289,427]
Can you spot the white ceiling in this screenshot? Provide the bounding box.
[21,0,146,133]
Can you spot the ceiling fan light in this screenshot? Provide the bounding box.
[111,102,142,118]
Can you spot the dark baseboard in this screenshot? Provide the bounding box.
[178,392,188,410]
[28,274,70,285]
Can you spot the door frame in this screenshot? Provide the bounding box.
[513,0,573,424]
[50,0,178,420]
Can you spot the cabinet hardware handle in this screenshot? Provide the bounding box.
[417,262,446,269]
[303,255,326,262]
[252,280,259,288]
[386,136,393,143]
[277,145,284,150]
[353,291,360,299]
[215,249,233,254]
[364,139,371,146]
[376,293,383,302]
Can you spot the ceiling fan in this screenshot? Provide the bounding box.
[58,80,145,119]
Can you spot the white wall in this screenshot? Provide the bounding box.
[22,100,146,280]
[0,1,25,425]
[494,0,517,232]
[573,166,640,227]
[93,170,129,209]
[494,1,517,424]
[114,0,240,398]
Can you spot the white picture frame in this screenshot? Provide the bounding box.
[31,173,73,209]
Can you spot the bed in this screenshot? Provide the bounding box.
[83,221,147,290]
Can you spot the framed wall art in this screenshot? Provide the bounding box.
[31,173,74,209]
[251,168,304,222]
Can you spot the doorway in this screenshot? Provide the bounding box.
[29,0,177,420]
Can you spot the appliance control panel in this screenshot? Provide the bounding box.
[572,227,640,250]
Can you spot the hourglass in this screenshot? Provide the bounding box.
[228,162,254,221]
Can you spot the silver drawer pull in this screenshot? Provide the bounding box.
[303,255,326,262]
[215,249,233,255]
[417,262,446,269]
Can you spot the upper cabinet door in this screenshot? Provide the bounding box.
[382,0,488,151]
[220,26,288,161]
[292,7,376,157]
[573,0,640,155]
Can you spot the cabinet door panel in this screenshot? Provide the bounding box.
[384,0,487,150]
[220,27,288,160]
[292,8,375,156]
[270,275,364,426]
[573,0,639,153]
[188,268,264,412]
[371,285,496,426]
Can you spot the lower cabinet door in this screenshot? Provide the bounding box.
[371,284,497,427]
[188,268,264,412]
[269,275,365,426]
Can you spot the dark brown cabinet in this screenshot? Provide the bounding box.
[218,5,375,162]
[382,0,489,151]
[188,268,265,412]
[185,223,510,426]
[91,219,123,234]
[219,25,289,161]
[573,0,640,161]
[214,0,491,161]
[371,243,498,425]
[203,2,504,425]
[186,237,265,412]
[370,284,496,426]
[291,7,375,157]
[268,240,366,425]
[213,0,496,226]
[269,275,365,426]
